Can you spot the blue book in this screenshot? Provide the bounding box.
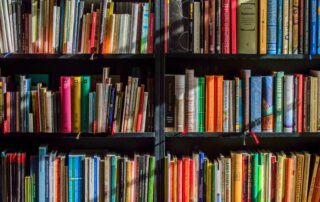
[111,155,116,202]
[25,79,31,132]
[267,0,277,54]
[277,0,283,54]
[310,0,317,54]
[74,156,79,202]
[250,76,262,132]
[318,0,320,53]
[94,156,100,202]
[72,0,80,53]
[38,146,47,202]
[59,0,65,53]
[45,156,50,202]
[238,80,243,132]
[262,76,273,132]
[109,87,116,132]
[199,152,205,202]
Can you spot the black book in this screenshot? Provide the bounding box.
[165,75,175,131]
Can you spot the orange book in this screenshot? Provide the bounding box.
[182,158,190,202]
[232,152,242,202]
[285,158,294,202]
[312,164,320,202]
[189,159,194,201]
[54,158,60,202]
[177,160,183,202]
[206,76,215,132]
[215,76,224,132]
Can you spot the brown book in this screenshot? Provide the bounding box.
[312,160,320,201]
[308,155,320,202]
[302,152,311,202]
[303,76,309,132]
[209,0,215,53]
[294,153,304,202]
[204,0,209,53]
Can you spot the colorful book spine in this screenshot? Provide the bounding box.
[223,81,229,132]
[260,0,267,54]
[140,3,149,54]
[221,0,230,54]
[274,72,284,132]
[267,0,277,54]
[284,75,294,132]
[250,76,262,132]
[296,74,303,132]
[38,146,47,202]
[262,76,273,132]
[81,76,90,133]
[71,77,81,133]
[277,0,283,54]
[231,0,237,54]
[310,0,317,54]
[60,76,71,133]
[283,0,289,54]
[241,70,251,131]
[292,0,299,54]
[199,152,205,202]
[235,78,242,132]
[198,77,205,132]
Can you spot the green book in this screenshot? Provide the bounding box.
[274,72,284,132]
[81,76,91,132]
[148,156,155,202]
[198,77,205,132]
[253,153,259,202]
[258,154,264,202]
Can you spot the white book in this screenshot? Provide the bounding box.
[185,69,194,132]
[193,2,201,53]
[141,92,148,132]
[223,81,229,132]
[175,75,185,132]
[215,159,222,202]
[109,14,116,53]
[84,157,89,202]
[52,6,57,52]
[194,77,199,132]
[67,0,75,53]
[96,83,106,133]
[130,4,139,54]
[29,113,34,132]
[89,158,94,202]
[284,75,294,132]
[3,0,13,52]
[123,14,131,53]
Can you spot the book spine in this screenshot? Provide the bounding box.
[260,0,267,54]
[175,75,185,132]
[141,3,149,54]
[215,0,221,53]
[71,77,81,133]
[262,76,273,132]
[288,0,293,54]
[296,74,303,132]
[274,72,284,132]
[221,0,230,54]
[299,0,304,54]
[318,0,320,54]
[283,0,289,54]
[204,0,209,53]
[293,0,299,54]
[304,0,309,54]
[241,70,251,131]
[199,152,204,202]
[267,0,277,54]
[223,81,229,132]
[198,77,205,132]
[60,77,71,133]
[235,78,242,132]
[81,76,90,133]
[284,75,294,132]
[193,2,201,53]
[38,146,47,202]
[250,76,262,132]
[185,69,195,132]
[310,0,317,54]
[147,12,154,54]
[209,0,215,53]
[231,0,237,54]
[277,0,283,54]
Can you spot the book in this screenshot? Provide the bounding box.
[267,0,277,54]
[310,0,317,54]
[284,75,294,132]
[250,76,262,132]
[260,0,267,54]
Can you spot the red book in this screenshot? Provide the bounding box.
[164,0,168,53]
[90,12,97,53]
[6,92,10,133]
[60,77,72,133]
[54,158,61,202]
[136,85,145,132]
[177,160,183,202]
[296,74,303,132]
[209,0,216,53]
[231,0,237,54]
[189,159,194,201]
[221,0,230,54]
[271,156,277,202]
[242,155,248,202]
[148,13,154,53]
[182,158,190,202]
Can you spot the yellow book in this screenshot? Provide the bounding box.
[259,0,267,54]
[126,160,131,202]
[234,153,242,202]
[207,161,212,202]
[71,77,81,133]
[276,154,285,202]
[173,157,178,202]
[307,155,320,202]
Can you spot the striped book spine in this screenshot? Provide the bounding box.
[262,76,273,132]
[277,0,283,54]
[284,75,294,132]
[274,72,284,132]
[267,0,277,54]
[250,76,262,132]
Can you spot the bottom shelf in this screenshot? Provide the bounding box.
[0,132,155,154]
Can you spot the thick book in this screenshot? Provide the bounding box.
[81,76,90,133]
[175,75,185,132]
[60,76,71,133]
[262,76,273,132]
[284,75,294,132]
[71,76,81,133]
[237,0,258,54]
[221,0,230,54]
[241,70,251,131]
[206,76,215,132]
[274,72,284,132]
[267,0,277,54]
[185,69,195,132]
[250,76,262,132]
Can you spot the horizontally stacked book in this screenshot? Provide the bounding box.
[0,0,154,54]
[165,69,320,133]
[0,67,154,133]
[165,0,317,54]
[164,151,320,202]
[1,146,155,202]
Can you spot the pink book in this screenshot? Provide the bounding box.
[231,0,237,54]
[60,76,72,133]
[221,0,230,54]
[136,85,145,132]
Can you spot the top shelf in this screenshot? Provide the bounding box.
[0,54,155,60]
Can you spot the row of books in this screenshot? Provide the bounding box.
[0,146,155,202]
[0,0,154,54]
[165,0,318,54]
[164,151,320,202]
[0,67,154,133]
[165,69,320,133]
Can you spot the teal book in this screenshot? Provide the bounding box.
[258,154,264,202]
[148,156,155,202]
[198,77,205,132]
[38,146,47,202]
[68,156,74,202]
[253,153,259,202]
[81,76,91,132]
[140,3,149,53]
[111,155,117,202]
[274,72,284,132]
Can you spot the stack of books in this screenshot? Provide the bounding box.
[165,69,320,133]
[1,146,155,202]
[165,0,317,54]
[164,151,320,202]
[0,0,154,54]
[0,67,154,133]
